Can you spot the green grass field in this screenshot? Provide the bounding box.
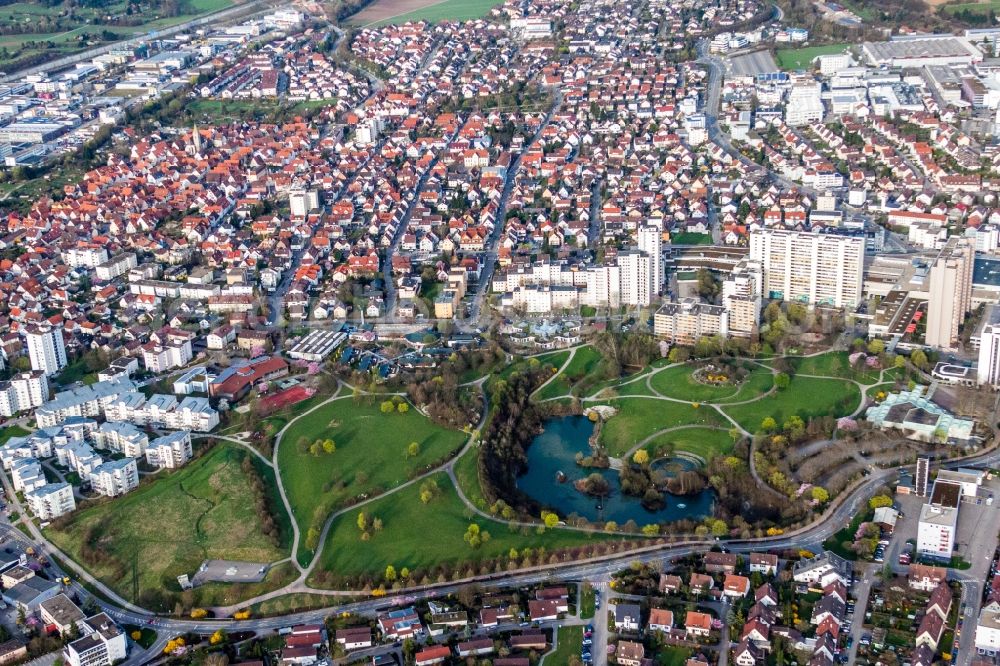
[940,0,1000,14]
[277,397,467,561]
[656,646,695,666]
[597,398,726,457]
[721,376,861,433]
[648,364,773,404]
[668,232,713,245]
[0,424,30,446]
[542,625,581,665]
[775,44,853,70]
[640,426,734,462]
[46,444,291,607]
[452,445,488,511]
[364,0,500,26]
[786,351,880,383]
[312,473,620,582]
[535,346,603,400]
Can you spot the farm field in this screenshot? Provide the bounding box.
[45,444,290,610]
[277,396,467,562]
[774,43,852,70]
[348,0,500,26]
[311,472,623,583]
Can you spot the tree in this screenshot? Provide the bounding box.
[380,400,395,413]
[894,354,906,369]
[209,630,226,645]
[632,449,650,466]
[867,339,885,355]
[667,346,690,363]
[869,495,893,510]
[774,372,790,390]
[372,517,383,532]
[407,442,420,458]
[305,527,320,550]
[641,523,660,536]
[322,439,336,454]
[542,511,559,528]
[356,512,368,531]
[710,519,728,537]
[761,416,777,432]
[309,441,321,456]
[911,349,928,370]
[205,654,229,666]
[384,565,397,582]
[397,402,409,413]
[811,486,830,503]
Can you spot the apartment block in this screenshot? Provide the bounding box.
[145,431,193,469]
[653,299,729,344]
[25,482,76,520]
[926,237,974,350]
[749,228,864,309]
[0,371,48,417]
[89,458,139,497]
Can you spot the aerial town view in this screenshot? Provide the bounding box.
[0,0,998,663]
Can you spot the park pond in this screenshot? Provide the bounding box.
[517,415,714,524]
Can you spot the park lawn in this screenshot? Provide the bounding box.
[649,364,742,403]
[277,397,467,559]
[775,43,853,70]
[867,383,896,399]
[610,375,656,397]
[597,398,726,457]
[45,444,289,607]
[668,232,712,245]
[312,473,620,581]
[718,366,775,403]
[0,424,30,445]
[535,346,603,400]
[722,376,861,434]
[543,625,583,665]
[788,351,880,383]
[369,0,500,26]
[453,445,488,511]
[640,426,734,463]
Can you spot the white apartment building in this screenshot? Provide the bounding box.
[89,458,139,497]
[142,340,193,373]
[638,225,663,297]
[23,324,67,376]
[723,260,763,337]
[0,371,49,417]
[62,246,109,269]
[35,380,137,428]
[976,605,1000,655]
[104,394,218,432]
[0,432,55,467]
[653,299,729,344]
[95,253,138,282]
[145,431,193,469]
[92,422,148,458]
[926,237,974,350]
[25,482,76,520]
[917,480,963,561]
[64,614,127,666]
[749,229,864,309]
[55,441,103,479]
[10,458,45,493]
[785,83,824,126]
[618,250,654,306]
[289,189,320,217]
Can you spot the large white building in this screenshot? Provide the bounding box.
[653,299,729,344]
[618,250,654,306]
[637,225,663,298]
[23,324,67,376]
[785,83,824,126]
[917,480,963,561]
[749,229,864,309]
[145,431,193,469]
[35,380,137,428]
[103,393,218,432]
[926,237,974,350]
[92,422,148,458]
[722,259,763,337]
[142,340,193,373]
[64,614,127,666]
[0,371,49,417]
[25,482,76,520]
[89,458,139,497]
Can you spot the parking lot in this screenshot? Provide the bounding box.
[727,50,779,77]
